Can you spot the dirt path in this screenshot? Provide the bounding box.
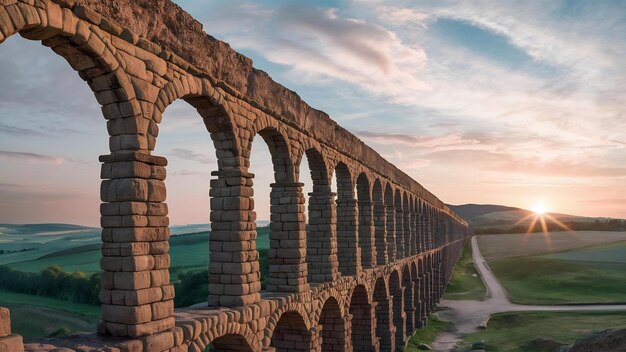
[432,236,626,351]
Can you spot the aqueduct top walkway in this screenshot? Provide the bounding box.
[0,0,471,351]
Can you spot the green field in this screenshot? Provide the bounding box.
[5,227,271,275]
[0,289,99,340]
[444,239,486,301]
[479,233,626,304]
[405,316,454,351]
[477,231,626,260]
[459,311,626,352]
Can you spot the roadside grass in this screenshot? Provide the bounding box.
[405,316,454,351]
[0,289,99,340]
[477,231,626,261]
[459,311,626,352]
[444,239,486,301]
[490,256,626,305]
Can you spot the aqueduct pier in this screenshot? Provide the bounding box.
[0,0,471,351]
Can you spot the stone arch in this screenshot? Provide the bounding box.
[317,296,347,351]
[334,162,359,275]
[372,178,387,266]
[384,183,396,262]
[356,172,375,268]
[402,192,411,258]
[349,284,375,351]
[208,334,254,352]
[269,311,312,352]
[373,276,392,351]
[301,147,339,283]
[389,269,404,349]
[394,189,404,259]
[251,126,296,183]
[402,264,415,337]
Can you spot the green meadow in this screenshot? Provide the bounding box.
[459,311,626,352]
[478,232,626,304]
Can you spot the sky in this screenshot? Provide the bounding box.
[1,0,625,226]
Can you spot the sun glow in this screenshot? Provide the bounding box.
[532,203,547,215]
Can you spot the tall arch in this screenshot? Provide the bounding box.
[349,285,375,351]
[394,189,404,259]
[389,269,405,350]
[384,183,396,262]
[402,265,415,337]
[357,173,375,268]
[372,179,387,265]
[373,277,393,351]
[334,162,359,275]
[0,0,184,337]
[251,127,308,293]
[402,192,411,258]
[302,148,339,283]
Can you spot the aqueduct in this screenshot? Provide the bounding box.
[0,0,471,351]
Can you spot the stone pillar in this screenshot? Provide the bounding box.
[268,182,309,292]
[207,168,260,307]
[403,209,411,258]
[395,207,405,259]
[419,274,427,324]
[337,198,361,276]
[374,200,388,266]
[404,284,415,338]
[385,205,396,262]
[392,287,406,351]
[306,190,340,283]
[411,208,419,256]
[0,308,23,352]
[358,200,376,268]
[99,152,175,337]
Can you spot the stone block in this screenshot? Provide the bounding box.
[0,308,9,337]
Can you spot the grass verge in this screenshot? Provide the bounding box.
[444,239,486,301]
[405,316,454,351]
[459,311,626,352]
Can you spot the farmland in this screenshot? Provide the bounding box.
[478,232,626,304]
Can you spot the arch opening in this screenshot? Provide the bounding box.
[270,311,311,352]
[349,284,374,351]
[318,297,346,351]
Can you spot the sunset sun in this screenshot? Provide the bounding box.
[532,204,547,215]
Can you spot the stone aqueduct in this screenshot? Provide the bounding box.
[0,0,471,351]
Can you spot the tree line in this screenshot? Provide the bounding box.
[0,248,271,308]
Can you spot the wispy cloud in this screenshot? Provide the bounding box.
[167,148,215,165]
[0,150,64,164]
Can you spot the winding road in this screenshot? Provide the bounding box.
[432,236,626,351]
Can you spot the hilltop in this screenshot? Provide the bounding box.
[448,204,626,234]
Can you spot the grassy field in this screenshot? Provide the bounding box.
[444,239,486,301]
[479,233,626,304]
[0,289,99,340]
[459,311,626,352]
[405,316,454,351]
[6,227,271,275]
[477,231,626,260]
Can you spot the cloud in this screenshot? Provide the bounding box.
[0,150,64,164]
[201,2,429,95]
[357,131,485,151]
[375,6,429,28]
[167,148,215,164]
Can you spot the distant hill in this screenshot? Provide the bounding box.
[448,204,626,234]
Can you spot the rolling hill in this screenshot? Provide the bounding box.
[448,204,625,234]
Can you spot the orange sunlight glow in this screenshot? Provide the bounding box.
[514,203,573,251]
